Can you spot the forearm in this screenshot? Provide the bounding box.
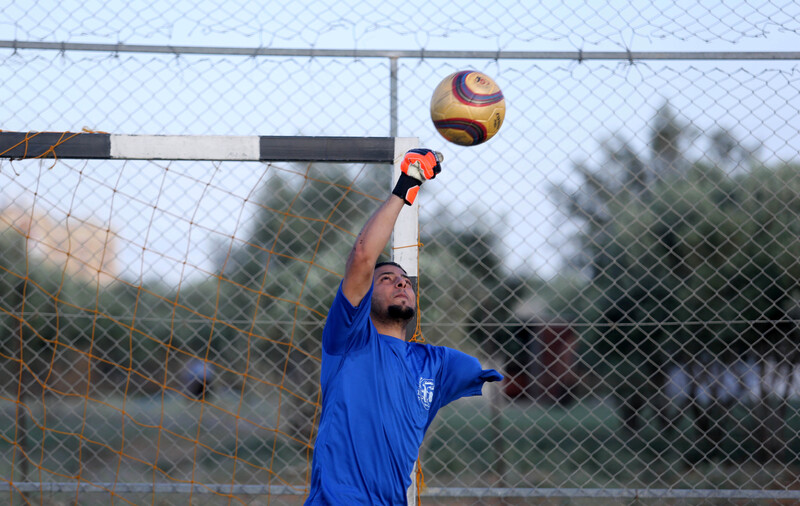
[342,194,405,305]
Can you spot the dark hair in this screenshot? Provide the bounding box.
[374,261,407,275]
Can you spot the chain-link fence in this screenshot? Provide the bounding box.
[2,1,800,504]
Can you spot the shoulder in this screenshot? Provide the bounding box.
[427,343,477,361]
[407,340,445,358]
[408,342,479,371]
[408,341,474,356]
[326,281,374,323]
[322,281,375,355]
[332,280,371,309]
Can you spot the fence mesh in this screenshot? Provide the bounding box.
[2,0,800,504]
[0,153,391,504]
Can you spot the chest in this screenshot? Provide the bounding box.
[326,339,442,427]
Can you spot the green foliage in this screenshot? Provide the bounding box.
[1,163,388,398]
[419,210,546,361]
[582,161,800,368]
[204,163,386,384]
[0,229,26,354]
[563,102,800,404]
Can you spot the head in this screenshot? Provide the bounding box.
[370,261,415,325]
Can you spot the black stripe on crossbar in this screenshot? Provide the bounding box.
[259,136,395,163]
[0,132,111,159]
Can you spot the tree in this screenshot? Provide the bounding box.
[559,101,800,464]
[419,210,522,352]
[0,229,27,375]
[555,104,693,433]
[418,208,551,396]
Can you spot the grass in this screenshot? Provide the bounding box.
[2,389,311,491]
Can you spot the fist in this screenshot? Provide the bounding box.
[401,149,443,182]
[392,149,444,206]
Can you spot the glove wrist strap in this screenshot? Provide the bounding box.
[392,173,421,205]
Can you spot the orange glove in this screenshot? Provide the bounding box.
[392,149,443,205]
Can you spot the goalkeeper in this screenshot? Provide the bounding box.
[304,149,503,505]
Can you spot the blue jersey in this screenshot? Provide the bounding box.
[305,282,503,505]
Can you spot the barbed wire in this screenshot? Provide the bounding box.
[3,0,800,49]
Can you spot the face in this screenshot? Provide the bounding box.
[371,264,415,322]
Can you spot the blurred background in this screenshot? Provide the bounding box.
[2,1,800,504]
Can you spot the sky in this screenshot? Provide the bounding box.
[4,0,800,52]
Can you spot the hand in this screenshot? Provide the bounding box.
[392,149,443,205]
[402,148,443,181]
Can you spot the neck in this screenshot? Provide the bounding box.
[372,316,407,341]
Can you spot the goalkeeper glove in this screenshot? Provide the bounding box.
[392,149,443,205]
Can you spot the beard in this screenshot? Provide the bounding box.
[387,304,415,322]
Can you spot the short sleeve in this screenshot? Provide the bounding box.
[322,282,374,355]
[435,347,504,409]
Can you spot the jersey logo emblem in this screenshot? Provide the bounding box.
[418,377,435,410]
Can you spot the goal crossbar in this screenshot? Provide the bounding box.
[0,131,398,163]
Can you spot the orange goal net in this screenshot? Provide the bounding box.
[0,132,416,504]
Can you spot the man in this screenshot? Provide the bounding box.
[304,149,503,505]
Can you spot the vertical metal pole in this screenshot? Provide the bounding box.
[390,57,398,137]
[15,279,29,490]
[490,386,506,489]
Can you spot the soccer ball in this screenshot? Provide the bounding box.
[430,70,505,146]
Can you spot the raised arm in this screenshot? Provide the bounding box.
[341,149,443,307]
[341,196,404,306]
